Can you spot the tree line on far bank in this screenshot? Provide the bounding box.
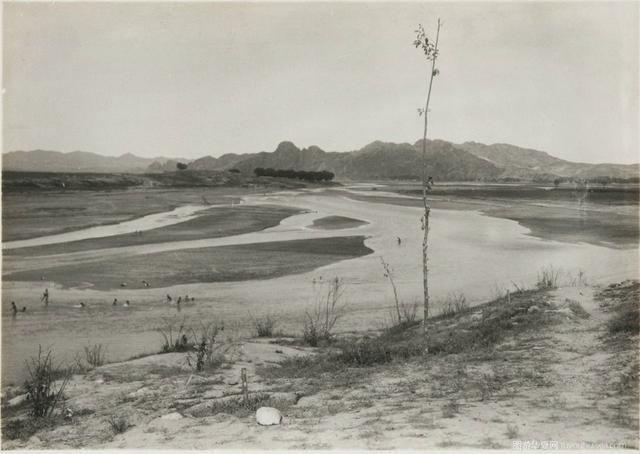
[254,167,335,182]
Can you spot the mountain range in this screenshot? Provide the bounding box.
[3,140,638,181]
[2,150,190,174]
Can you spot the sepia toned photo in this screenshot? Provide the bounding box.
[1,1,638,449]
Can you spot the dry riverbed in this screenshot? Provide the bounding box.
[2,280,637,449]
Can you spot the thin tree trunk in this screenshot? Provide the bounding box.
[422,19,442,347]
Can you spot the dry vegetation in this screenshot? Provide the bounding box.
[2,278,638,449]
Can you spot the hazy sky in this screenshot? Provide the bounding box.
[3,2,639,163]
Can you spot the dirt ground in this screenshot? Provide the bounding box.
[2,281,637,449]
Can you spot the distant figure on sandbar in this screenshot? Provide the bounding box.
[112,298,118,306]
[124,300,130,308]
[142,280,150,288]
[21,307,26,312]
[397,237,402,246]
[74,301,86,308]
[177,297,182,305]
[11,302,18,317]
[41,289,49,306]
[166,294,172,303]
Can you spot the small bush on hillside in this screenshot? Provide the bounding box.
[108,415,131,434]
[303,277,347,346]
[208,393,271,417]
[439,293,468,318]
[84,344,107,368]
[536,266,560,289]
[608,303,639,335]
[24,346,71,419]
[157,318,192,353]
[187,321,225,371]
[251,312,277,337]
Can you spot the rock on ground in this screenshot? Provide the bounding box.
[255,407,282,426]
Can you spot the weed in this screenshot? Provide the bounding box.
[186,321,225,371]
[108,415,131,434]
[1,417,60,441]
[24,346,71,418]
[303,277,347,346]
[337,336,423,366]
[441,399,459,418]
[608,302,639,335]
[380,258,420,328]
[536,266,560,289]
[208,393,271,417]
[568,270,588,287]
[251,312,277,337]
[157,317,191,353]
[84,344,107,368]
[439,292,468,318]
[505,423,519,439]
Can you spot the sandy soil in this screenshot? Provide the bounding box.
[2,282,637,449]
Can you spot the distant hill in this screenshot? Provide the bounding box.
[204,140,503,181]
[2,150,188,174]
[4,140,638,181]
[457,142,639,180]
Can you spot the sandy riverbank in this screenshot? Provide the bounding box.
[2,280,637,449]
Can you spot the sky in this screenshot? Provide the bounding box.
[3,2,639,164]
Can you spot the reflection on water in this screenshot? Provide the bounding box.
[2,191,638,384]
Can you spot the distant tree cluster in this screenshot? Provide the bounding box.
[254,167,335,182]
[176,162,188,170]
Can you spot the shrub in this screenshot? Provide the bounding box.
[251,312,277,337]
[337,336,424,367]
[108,415,131,434]
[157,318,191,353]
[187,321,225,372]
[380,258,420,328]
[84,344,107,368]
[439,292,468,318]
[303,277,347,346]
[208,393,271,417]
[1,418,57,441]
[536,266,560,289]
[24,346,71,419]
[608,302,639,335]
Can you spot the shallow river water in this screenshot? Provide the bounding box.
[2,189,638,384]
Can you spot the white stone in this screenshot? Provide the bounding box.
[256,407,282,426]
